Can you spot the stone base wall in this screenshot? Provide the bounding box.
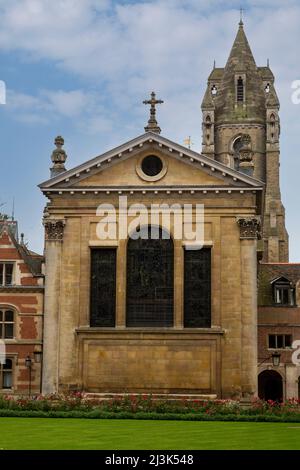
[73,330,223,394]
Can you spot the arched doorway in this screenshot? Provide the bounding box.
[126,226,174,327]
[258,370,283,402]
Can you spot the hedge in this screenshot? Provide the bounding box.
[1,408,300,422]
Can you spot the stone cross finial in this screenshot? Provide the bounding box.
[50,135,67,178]
[143,91,164,134]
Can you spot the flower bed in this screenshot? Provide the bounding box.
[1,394,300,422]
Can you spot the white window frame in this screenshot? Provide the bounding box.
[0,308,15,340]
[0,262,15,287]
[0,358,13,390]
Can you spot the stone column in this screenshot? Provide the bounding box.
[42,219,65,394]
[237,217,261,398]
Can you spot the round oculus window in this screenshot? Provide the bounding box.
[141,155,163,177]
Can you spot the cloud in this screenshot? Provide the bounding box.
[6,88,113,132]
[0,1,300,258]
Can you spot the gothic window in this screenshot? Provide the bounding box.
[0,309,14,339]
[237,76,244,102]
[265,83,270,93]
[211,85,217,95]
[272,277,295,306]
[126,226,174,327]
[232,136,243,170]
[90,249,116,327]
[268,334,292,349]
[0,263,14,286]
[184,248,211,328]
[270,114,276,127]
[0,359,13,389]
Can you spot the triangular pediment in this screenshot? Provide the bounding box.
[39,132,264,193]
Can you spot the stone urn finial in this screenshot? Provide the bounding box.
[50,135,67,178]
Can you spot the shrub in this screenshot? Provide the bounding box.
[1,393,300,421]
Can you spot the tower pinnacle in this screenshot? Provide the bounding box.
[239,7,244,26]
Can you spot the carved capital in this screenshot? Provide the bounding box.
[237,217,261,240]
[44,219,65,241]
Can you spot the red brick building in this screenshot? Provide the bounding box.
[258,263,300,401]
[0,215,44,395]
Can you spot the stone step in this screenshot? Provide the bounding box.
[84,392,217,401]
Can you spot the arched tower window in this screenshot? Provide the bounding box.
[205,115,212,142]
[270,113,276,127]
[237,76,244,102]
[232,136,243,170]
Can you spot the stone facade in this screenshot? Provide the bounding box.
[0,217,44,394]
[37,20,299,400]
[39,133,263,398]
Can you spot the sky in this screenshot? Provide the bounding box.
[0,0,299,260]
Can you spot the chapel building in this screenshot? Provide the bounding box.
[38,20,299,399]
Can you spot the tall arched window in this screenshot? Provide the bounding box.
[237,76,244,102]
[126,226,174,327]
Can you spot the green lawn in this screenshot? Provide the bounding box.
[0,418,300,450]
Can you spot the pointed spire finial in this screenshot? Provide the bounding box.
[267,58,270,67]
[213,59,216,69]
[239,7,244,26]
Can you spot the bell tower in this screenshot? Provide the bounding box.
[201,20,289,262]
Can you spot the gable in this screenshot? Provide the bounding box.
[39,133,264,193]
[0,224,43,276]
[73,150,228,188]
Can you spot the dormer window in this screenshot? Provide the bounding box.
[0,263,14,286]
[237,76,244,102]
[272,277,295,306]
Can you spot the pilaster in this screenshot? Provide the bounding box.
[42,219,65,394]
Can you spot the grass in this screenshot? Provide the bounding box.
[0,418,300,450]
